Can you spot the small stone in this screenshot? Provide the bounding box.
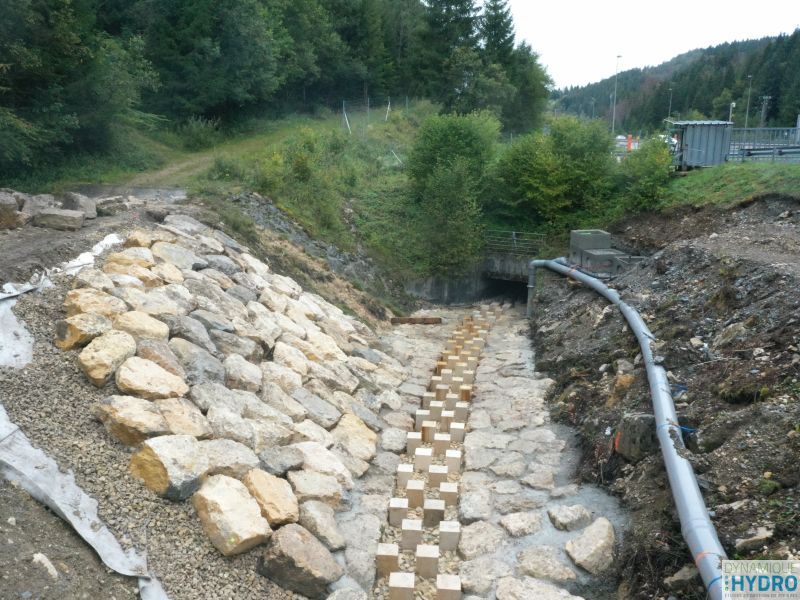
[55,313,112,350]
[299,500,346,551]
[500,512,543,537]
[517,546,577,582]
[663,564,700,592]
[193,474,271,555]
[548,505,592,531]
[734,526,773,552]
[257,523,343,599]
[564,517,615,574]
[521,470,555,491]
[93,395,169,445]
[458,520,506,560]
[115,356,189,399]
[243,468,300,526]
[78,329,137,386]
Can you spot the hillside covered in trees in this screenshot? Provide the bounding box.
[555,30,800,131]
[0,0,549,177]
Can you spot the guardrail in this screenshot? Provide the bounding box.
[485,230,545,256]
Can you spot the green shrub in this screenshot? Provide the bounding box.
[178,116,223,150]
[619,137,673,208]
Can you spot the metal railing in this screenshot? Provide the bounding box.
[729,127,800,162]
[484,230,545,256]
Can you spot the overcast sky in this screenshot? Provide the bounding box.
[507,1,799,89]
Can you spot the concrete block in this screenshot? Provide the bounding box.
[433,433,451,456]
[449,377,463,393]
[414,447,433,471]
[445,449,461,473]
[416,544,440,579]
[429,376,442,392]
[415,410,430,430]
[389,571,415,600]
[440,369,453,384]
[397,463,414,489]
[401,519,423,550]
[389,497,409,527]
[435,384,449,402]
[406,431,422,455]
[440,482,458,506]
[450,422,465,443]
[377,542,399,576]
[454,402,469,422]
[429,401,444,420]
[462,371,474,385]
[422,392,436,409]
[436,574,461,600]
[459,385,472,402]
[444,393,458,410]
[406,479,424,509]
[423,498,446,527]
[439,520,460,551]
[421,421,437,444]
[428,464,448,488]
[440,411,454,431]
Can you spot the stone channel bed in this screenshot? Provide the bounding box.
[4,212,628,599]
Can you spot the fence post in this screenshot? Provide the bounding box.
[385,97,391,122]
[343,100,352,135]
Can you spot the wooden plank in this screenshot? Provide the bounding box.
[390,317,442,325]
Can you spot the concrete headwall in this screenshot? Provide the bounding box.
[404,266,491,304]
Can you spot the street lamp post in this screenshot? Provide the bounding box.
[611,55,621,136]
[744,75,753,128]
[729,101,736,122]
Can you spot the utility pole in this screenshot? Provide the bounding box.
[667,86,673,120]
[744,75,753,128]
[729,102,736,122]
[760,95,771,127]
[611,55,621,136]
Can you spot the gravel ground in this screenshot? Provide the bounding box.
[1,278,302,600]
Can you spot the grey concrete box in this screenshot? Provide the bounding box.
[569,229,611,264]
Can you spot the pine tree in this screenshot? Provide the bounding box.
[480,0,514,67]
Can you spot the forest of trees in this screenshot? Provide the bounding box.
[0,0,550,175]
[555,30,800,132]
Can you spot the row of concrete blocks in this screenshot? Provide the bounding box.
[378,315,497,599]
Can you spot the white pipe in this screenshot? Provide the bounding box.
[528,258,725,600]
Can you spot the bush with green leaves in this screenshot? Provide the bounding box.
[619,137,673,208]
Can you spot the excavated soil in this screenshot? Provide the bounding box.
[532,194,800,599]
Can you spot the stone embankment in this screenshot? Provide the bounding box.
[43,211,626,598]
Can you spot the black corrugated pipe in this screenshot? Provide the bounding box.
[528,258,726,600]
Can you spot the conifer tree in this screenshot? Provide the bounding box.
[481,0,515,68]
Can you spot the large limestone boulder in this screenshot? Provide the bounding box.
[0,192,19,229]
[64,288,128,318]
[200,438,260,479]
[155,397,212,438]
[273,341,310,376]
[291,389,341,430]
[130,435,206,500]
[113,311,169,341]
[243,468,299,526]
[60,192,96,218]
[257,523,344,599]
[292,419,334,448]
[331,414,377,462]
[262,362,303,394]
[137,338,186,379]
[258,446,304,477]
[55,313,112,350]
[78,330,137,386]
[74,268,114,293]
[517,546,577,583]
[459,557,512,595]
[291,442,354,489]
[287,470,343,508]
[151,241,208,271]
[548,505,592,531]
[106,247,155,268]
[93,395,169,445]
[458,520,506,560]
[500,512,543,537]
[298,501,345,551]
[169,338,225,385]
[103,262,162,288]
[259,286,287,314]
[496,576,585,600]
[193,474,272,556]
[115,357,189,399]
[151,262,184,284]
[224,354,262,392]
[565,517,615,574]
[261,381,307,422]
[164,315,218,354]
[34,208,84,231]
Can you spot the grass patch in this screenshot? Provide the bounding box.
[662,162,800,207]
